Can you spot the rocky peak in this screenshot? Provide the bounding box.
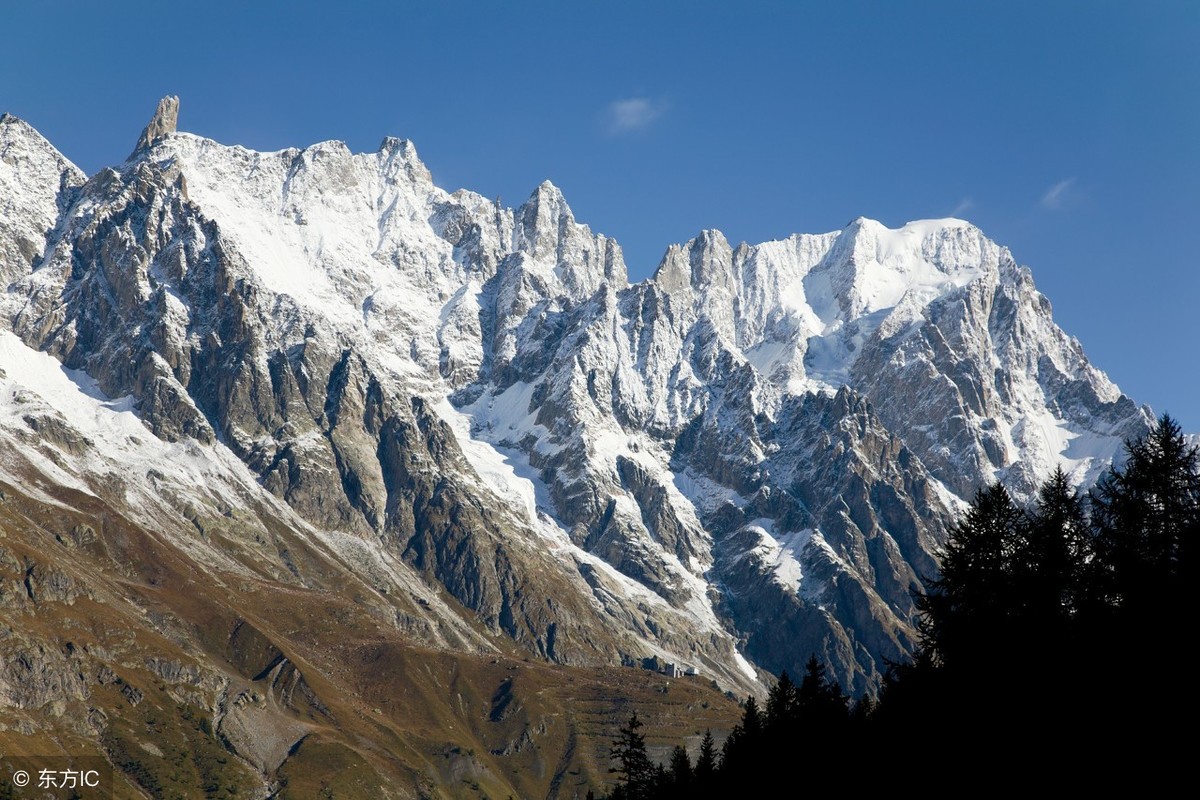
[651,229,736,295]
[0,113,46,149]
[0,111,22,133]
[651,243,690,294]
[132,95,180,156]
[515,180,574,260]
[1,112,67,162]
[0,112,85,285]
[687,229,736,292]
[377,135,432,185]
[509,180,627,297]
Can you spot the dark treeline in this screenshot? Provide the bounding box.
[602,415,1197,797]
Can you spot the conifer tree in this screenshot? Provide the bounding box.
[1090,414,1200,611]
[667,745,692,791]
[652,763,669,796]
[740,695,763,739]
[718,725,738,772]
[1019,467,1089,624]
[765,670,798,732]
[797,656,848,723]
[917,482,1024,666]
[716,696,762,780]
[849,693,876,724]
[609,713,654,799]
[694,729,717,782]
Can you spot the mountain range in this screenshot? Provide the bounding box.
[0,97,1152,796]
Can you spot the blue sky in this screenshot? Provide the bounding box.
[2,1,1197,429]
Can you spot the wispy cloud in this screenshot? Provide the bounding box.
[1040,178,1075,210]
[605,97,665,135]
[950,197,974,218]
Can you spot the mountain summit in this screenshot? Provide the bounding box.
[132,94,180,156]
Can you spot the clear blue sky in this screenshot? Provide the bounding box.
[3,1,1197,429]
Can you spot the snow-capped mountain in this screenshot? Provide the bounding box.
[0,98,1151,699]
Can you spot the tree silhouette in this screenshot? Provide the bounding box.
[1018,467,1089,626]
[917,482,1024,668]
[740,695,762,739]
[716,696,762,781]
[667,745,691,793]
[796,655,849,737]
[614,415,1200,794]
[609,713,654,799]
[694,729,717,783]
[1090,414,1200,612]
[764,670,797,732]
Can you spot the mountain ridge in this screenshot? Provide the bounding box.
[0,100,1153,702]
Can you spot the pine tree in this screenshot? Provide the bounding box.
[667,745,692,791]
[867,420,1200,768]
[694,729,717,782]
[917,482,1024,666]
[849,693,876,724]
[797,656,848,723]
[716,696,762,782]
[741,695,762,737]
[1084,414,1200,721]
[718,727,738,774]
[764,670,798,732]
[1019,467,1089,624]
[609,713,654,799]
[1090,414,1200,611]
[652,763,669,796]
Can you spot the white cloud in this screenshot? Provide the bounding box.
[950,197,974,217]
[1040,178,1075,210]
[606,97,665,135]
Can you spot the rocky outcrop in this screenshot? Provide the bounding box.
[0,113,85,285]
[131,95,179,156]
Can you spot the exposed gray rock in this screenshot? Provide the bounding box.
[132,95,179,156]
[217,688,309,773]
[0,639,89,711]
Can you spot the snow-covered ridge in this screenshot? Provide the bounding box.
[157,128,987,345]
[0,114,86,286]
[155,127,1011,403]
[143,114,1150,677]
[0,101,1153,692]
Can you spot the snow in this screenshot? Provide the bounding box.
[160,133,468,381]
[442,382,761,686]
[0,330,143,453]
[0,115,85,292]
[0,331,261,568]
[156,129,767,687]
[792,218,991,387]
[0,329,500,650]
[434,395,549,531]
[734,518,818,594]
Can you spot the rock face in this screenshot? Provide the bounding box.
[0,113,85,285]
[0,98,1153,695]
[132,94,179,155]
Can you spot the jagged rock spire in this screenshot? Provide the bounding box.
[132,95,180,156]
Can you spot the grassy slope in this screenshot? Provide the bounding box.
[0,475,740,799]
